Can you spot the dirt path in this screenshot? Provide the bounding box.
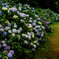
[34,22,59,59]
[49,22,59,57]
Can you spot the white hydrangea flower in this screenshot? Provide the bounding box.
[17,35,20,39]
[33,28,36,30]
[8,30,12,33]
[31,32,34,38]
[33,44,36,48]
[7,22,11,27]
[22,34,26,36]
[32,48,35,51]
[24,23,28,27]
[14,23,17,28]
[25,35,28,38]
[5,27,11,30]
[12,29,17,33]
[0,29,4,32]
[19,13,26,17]
[12,33,15,37]
[37,43,39,46]
[7,10,10,13]
[38,22,42,25]
[6,5,9,8]
[17,11,20,15]
[34,41,37,43]
[20,19,25,23]
[30,43,33,46]
[2,7,8,10]
[26,14,29,17]
[10,7,17,12]
[19,7,22,11]
[19,27,23,32]
[28,36,31,40]
[28,24,32,28]
[42,26,45,29]
[24,40,28,44]
[19,3,22,7]
[27,32,31,36]
[13,15,18,19]
[16,30,20,33]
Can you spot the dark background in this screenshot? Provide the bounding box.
[4,0,59,13]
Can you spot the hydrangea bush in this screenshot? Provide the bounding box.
[0,1,59,59]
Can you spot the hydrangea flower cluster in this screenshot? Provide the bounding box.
[0,1,59,59]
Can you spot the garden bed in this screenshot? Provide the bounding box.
[0,1,59,59]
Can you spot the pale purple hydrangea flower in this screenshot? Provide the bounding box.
[9,50,14,55]
[7,53,13,58]
[0,55,1,58]
[30,17,32,19]
[3,43,7,47]
[29,20,32,23]
[5,39,7,40]
[3,50,8,54]
[2,40,6,44]
[41,33,44,37]
[35,15,38,18]
[33,20,36,23]
[5,46,10,50]
[0,44,1,48]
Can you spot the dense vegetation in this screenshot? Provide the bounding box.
[5,0,59,13]
[0,0,59,59]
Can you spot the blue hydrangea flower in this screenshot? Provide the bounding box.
[11,3,13,5]
[32,23,36,26]
[2,31,7,36]
[5,57,8,59]
[2,3,5,6]
[33,20,36,23]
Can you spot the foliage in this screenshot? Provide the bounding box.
[0,1,59,59]
[6,0,59,13]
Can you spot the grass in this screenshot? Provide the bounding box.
[34,22,59,59]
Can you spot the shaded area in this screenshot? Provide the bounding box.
[4,0,59,13]
[34,22,59,59]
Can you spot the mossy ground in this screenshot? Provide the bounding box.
[34,22,59,59]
